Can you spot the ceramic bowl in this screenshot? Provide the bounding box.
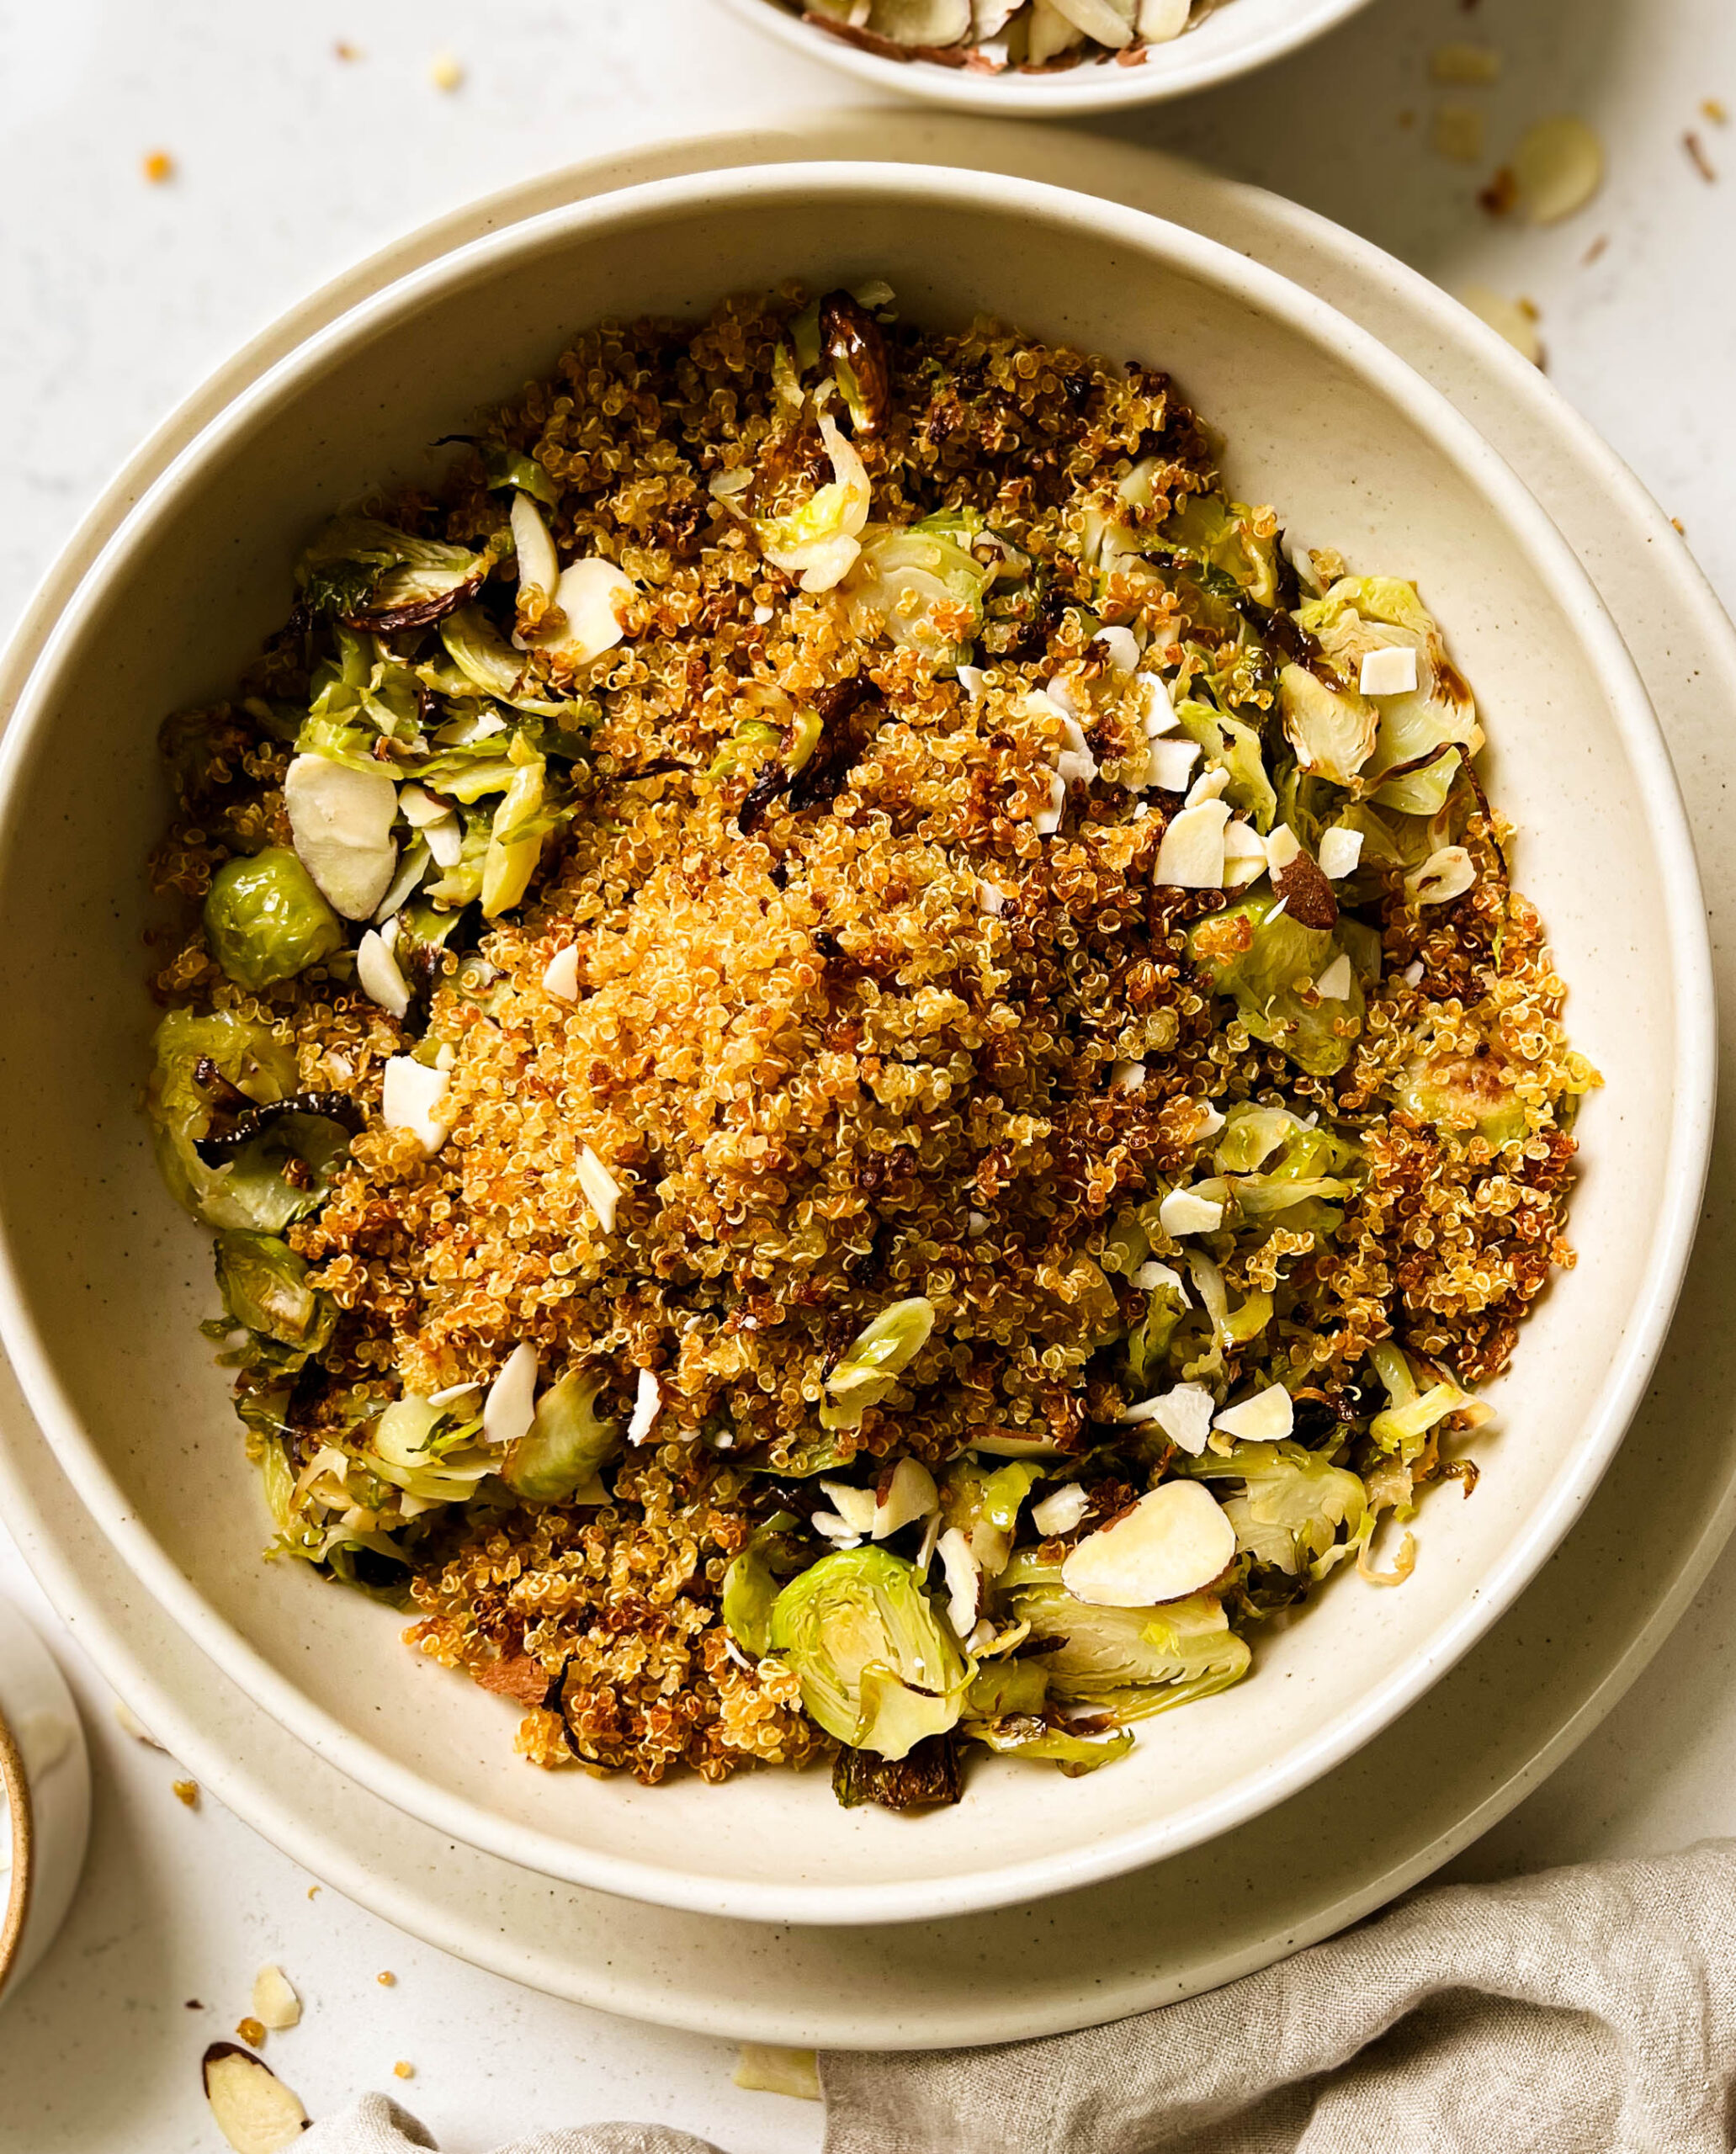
[0,162,1710,1927]
[709,0,1378,113]
[0,1599,90,2007]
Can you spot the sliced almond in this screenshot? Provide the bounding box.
[1030,1482,1090,1536]
[1155,797,1229,887]
[1406,845,1477,906]
[937,1526,981,1637]
[1214,1382,1294,1442]
[1159,1186,1224,1236]
[284,754,398,920]
[380,1055,451,1155]
[542,944,580,1000]
[1358,644,1420,697]
[1318,825,1364,880]
[355,927,411,1019]
[576,1143,622,1233]
[250,1966,301,2033]
[1135,671,1179,738]
[869,0,971,40]
[201,2044,309,2154]
[1062,1481,1235,1606]
[544,557,635,669]
[1222,819,1267,887]
[1049,0,1135,48]
[1129,1260,1184,1294]
[628,1366,662,1446]
[873,1456,938,1538]
[1515,114,1604,225]
[483,1343,539,1449]
[1027,0,1084,61]
[1119,1382,1213,1455]
[1145,735,1200,793]
[1314,952,1354,1000]
[1034,770,1067,836]
[510,492,559,612]
[820,1478,879,1536]
[1139,0,1190,37]
[1094,624,1140,676]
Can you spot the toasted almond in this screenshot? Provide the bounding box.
[1027,0,1085,60]
[1214,1382,1294,1442]
[1129,1260,1184,1294]
[873,1456,938,1538]
[1146,735,1201,793]
[201,2043,308,2154]
[1062,1481,1235,1606]
[1515,114,1604,224]
[1263,822,1301,873]
[250,1966,301,2033]
[1139,0,1189,38]
[1049,0,1136,45]
[1095,624,1140,676]
[510,492,559,611]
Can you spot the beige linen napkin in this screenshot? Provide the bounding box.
[300,1842,1736,2154]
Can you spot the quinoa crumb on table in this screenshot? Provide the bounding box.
[142,282,1595,1809]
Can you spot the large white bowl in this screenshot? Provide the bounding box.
[709,0,1377,112]
[0,163,1710,1928]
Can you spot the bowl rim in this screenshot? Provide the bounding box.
[0,158,1714,1928]
[0,1711,34,2000]
[706,0,1379,112]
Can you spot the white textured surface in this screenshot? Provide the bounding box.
[0,0,1733,2147]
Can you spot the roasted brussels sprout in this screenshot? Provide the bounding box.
[203,847,346,990]
[767,1545,969,1759]
[998,1552,1250,1721]
[212,1231,336,1366]
[1187,890,1365,1077]
[821,1294,936,1430]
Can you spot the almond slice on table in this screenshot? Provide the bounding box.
[202,2044,309,2153]
[1062,1481,1236,1606]
[250,1965,301,2033]
[1515,114,1605,225]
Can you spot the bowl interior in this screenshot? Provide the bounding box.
[711,0,1378,110]
[0,167,1696,1923]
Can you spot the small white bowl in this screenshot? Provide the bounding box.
[709,0,1377,113]
[0,162,1711,1928]
[0,1599,90,2007]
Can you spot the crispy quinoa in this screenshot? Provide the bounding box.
[143,283,1595,1808]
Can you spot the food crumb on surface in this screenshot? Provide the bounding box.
[393,2061,416,2081]
[141,150,174,184]
[171,1778,199,1808]
[1431,104,1485,162]
[376,1971,396,1987]
[1582,233,1610,264]
[236,2017,266,2049]
[1478,164,1518,215]
[1672,516,1688,535]
[733,2044,822,2101]
[1684,130,1718,182]
[427,49,464,91]
[1702,96,1728,124]
[1430,40,1500,82]
[334,40,361,60]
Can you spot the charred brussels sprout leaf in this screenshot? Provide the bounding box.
[1000,1552,1250,1721]
[1187,891,1365,1076]
[1182,1441,1370,1581]
[721,1512,805,1658]
[843,524,986,676]
[298,517,486,632]
[212,1231,335,1367]
[964,1659,1049,1717]
[831,1732,963,1812]
[964,1714,1134,1777]
[767,1545,969,1759]
[203,847,346,990]
[502,1366,620,1503]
